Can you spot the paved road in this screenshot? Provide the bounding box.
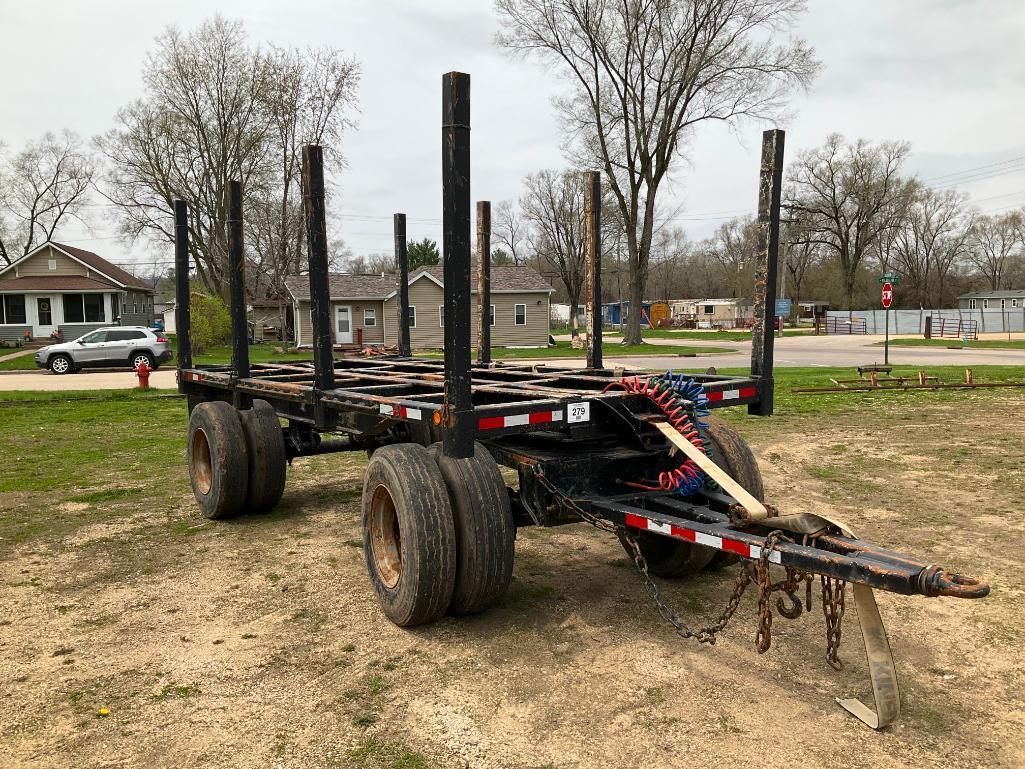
[1,334,1020,391]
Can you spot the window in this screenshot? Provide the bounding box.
[47,259,57,271]
[106,330,146,341]
[1013,299,1019,309]
[79,330,109,344]
[703,304,714,315]
[112,294,121,320]
[983,299,989,310]
[0,294,27,324]
[407,306,416,328]
[37,298,52,326]
[515,304,526,326]
[439,304,444,327]
[363,308,377,327]
[1000,299,1006,310]
[968,299,976,310]
[63,294,105,323]
[490,304,496,326]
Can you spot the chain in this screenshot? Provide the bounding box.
[821,575,846,670]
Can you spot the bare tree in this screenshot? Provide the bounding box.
[648,226,690,300]
[0,131,96,265]
[492,199,529,265]
[496,0,818,343]
[892,185,972,307]
[967,210,1021,290]
[780,221,821,306]
[787,134,915,309]
[96,16,360,299]
[703,216,758,299]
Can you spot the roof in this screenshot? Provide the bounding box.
[284,264,553,302]
[959,289,1025,299]
[0,275,120,292]
[0,241,153,291]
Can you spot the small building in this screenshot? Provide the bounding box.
[284,264,553,349]
[0,242,155,342]
[958,289,1025,311]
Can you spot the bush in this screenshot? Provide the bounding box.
[190,294,232,354]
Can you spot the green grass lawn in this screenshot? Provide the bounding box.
[0,351,37,371]
[874,338,1025,350]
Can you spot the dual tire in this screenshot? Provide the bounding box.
[361,441,514,627]
[187,399,287,518]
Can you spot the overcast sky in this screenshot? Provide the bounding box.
[2,0,1024,273]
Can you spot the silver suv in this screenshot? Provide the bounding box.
[35,327,173,375]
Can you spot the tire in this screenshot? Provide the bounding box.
[428,442,515,615]
[49,354,73,375]
[702,415,765,568]
[239,399,287,513]
[131,351,155,371]
[362,443,457,626]
[628,529,717,578]
[187,401,249,519]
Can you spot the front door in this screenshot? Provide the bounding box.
[335,305,353,344]
[36,297,55,337]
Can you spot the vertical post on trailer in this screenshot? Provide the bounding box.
[441,71,473,459]
[476,201,491,364]
[226,180,251,409]
[173,199,192,374]
[302,144,336,393]
[394,213,411,357]
[584,171,603,370]
[749,129,785,417]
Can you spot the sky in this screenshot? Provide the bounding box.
[2,0,1024,274]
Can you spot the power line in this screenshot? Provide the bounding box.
[921,154,1025,184]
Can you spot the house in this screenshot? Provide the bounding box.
[283,264,553,349]
[958,289,1025,311]
[0,242,155,342]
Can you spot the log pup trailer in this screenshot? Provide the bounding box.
[174,72,989,729]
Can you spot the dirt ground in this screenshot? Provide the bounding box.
[2,393,1024,768]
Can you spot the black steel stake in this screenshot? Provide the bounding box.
[394,213,411,357]
[226,180,251,410]
[476,200,491,364]
[302,145,335,393]
[584,171,603,370]
[749,129,785,417]
[173,199,192,374]
[441,72,473,458]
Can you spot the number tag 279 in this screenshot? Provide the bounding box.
[567,402,590,424]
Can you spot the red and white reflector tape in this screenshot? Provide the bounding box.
[706,386,758,403]
[478,410,563,431]
[379,404,422,421]
[182,372,204,382]
[625,512,781,564]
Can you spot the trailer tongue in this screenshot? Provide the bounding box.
[174,71,989,731]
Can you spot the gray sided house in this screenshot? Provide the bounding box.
[0,242,155,342]
[958,289,1025,311]
[284,265,553,350]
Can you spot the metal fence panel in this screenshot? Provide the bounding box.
[826,309,1025,334]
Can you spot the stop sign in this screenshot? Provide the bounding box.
[881,282,893,309]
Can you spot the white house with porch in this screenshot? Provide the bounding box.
[0,242,155,343]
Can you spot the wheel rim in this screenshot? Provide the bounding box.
[191,427,213,495]
[369,483,402,589]
[52,357,68,373]
[133,355,149,369]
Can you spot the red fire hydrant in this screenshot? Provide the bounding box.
[136,359,151,390]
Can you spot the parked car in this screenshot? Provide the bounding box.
[35,327,173,375]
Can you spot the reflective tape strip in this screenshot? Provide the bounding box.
[477,411,563,430]
[624,512,782,564]
[183,372,203,382]
[706,386,758,403]
[379,404,422,421]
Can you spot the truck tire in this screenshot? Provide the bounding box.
[702,415,765,569]
[239,399,287,513]
[362,443,456,627]
[187,401,249,519]
[429,442,515,615]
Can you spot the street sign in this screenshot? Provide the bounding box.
[774,298,791,317]
[879,272,900,285]
[881,282,893,309]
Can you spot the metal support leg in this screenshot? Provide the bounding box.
[441,72,473,459]
[173,199,192,374]
[394,213,411,357]
[476,200,491,365]
[226,180,251,409]
[302,145,335,393]
[584,171,603,370]
[749,129,785,417]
